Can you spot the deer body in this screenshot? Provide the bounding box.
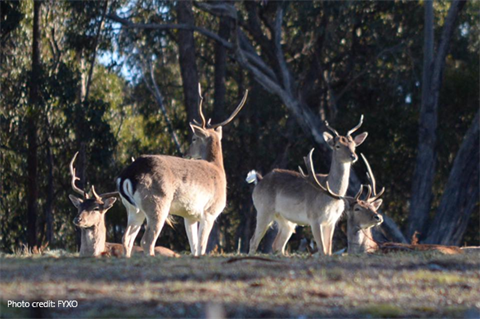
[117,153,226,257]
[248,117,368,256]
[346,210,380,254]
[118,86,247,257]
[79,219,107,257]
[248,162,349,255]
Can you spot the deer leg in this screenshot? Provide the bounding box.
[184,217,199,256]
[311,223,326,256]
[122,200,145,258]
[141,198,171,256]
[272,218,296,255]
[320,223,335,255]
[249,209,274,254]
[198,217,215,256]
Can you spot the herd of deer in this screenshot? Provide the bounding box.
[69,85,386,258]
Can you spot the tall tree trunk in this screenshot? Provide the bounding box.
[176,0,199,134]
[407,0,435,238]
[45,137,54,245]
[26,0,42,248]
[425,112,479,245]
[207,12,232,253]
[408,0,466,239]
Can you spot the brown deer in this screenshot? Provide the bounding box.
[69,152,179,258]
[246,117,368,255]
[117,85,248,257]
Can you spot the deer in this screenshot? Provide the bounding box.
[246,116,368,255]
[299,152,384,254]
[117,85,248,257]
[68,152,179,258]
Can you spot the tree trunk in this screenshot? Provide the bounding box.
[176,0,200,134]
[407,0,435,238]
[45,138,54,245]
[408,0,466,239]
[207,11,232,253]
[26,0,42,248]
[425,112,479,245]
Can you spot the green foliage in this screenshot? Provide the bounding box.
[1,0,478,253]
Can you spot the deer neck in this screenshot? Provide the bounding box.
[346,215,376,254]
[205,139,224,172]
[326,158,351,196]
[79,219,106,257]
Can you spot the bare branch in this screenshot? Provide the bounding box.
[107,13,233,49]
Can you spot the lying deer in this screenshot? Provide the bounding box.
[68,152,179,258]
[117,85,248,257]
[246,117,368,255]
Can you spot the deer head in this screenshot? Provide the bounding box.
[68,152,117,228]
[323,115,368,163]
[300,149,384,228]
[186,84,248,160]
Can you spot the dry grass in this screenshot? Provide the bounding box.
[1,251,479,318]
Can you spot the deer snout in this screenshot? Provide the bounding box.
[73,217,82,226]
[350,153,358,162]
[373,214,383,223]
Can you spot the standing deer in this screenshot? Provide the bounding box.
[69,153,179,257]
[246,117,367,255]
[117,85,248,257]
[299,152,384,254]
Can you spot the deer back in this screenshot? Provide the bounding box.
[118,155,227,216]
[252,169,344,224]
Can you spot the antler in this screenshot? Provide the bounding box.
[324,121,340,137]
[360,153,385,202]
[91,185,118,202]
[208,90,249,128]
[302,148,364,202]
[347,115,364,136]
[196,83,207,128]
[70,152,88,199]
[192,84,248,129]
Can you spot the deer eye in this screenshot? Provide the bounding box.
[354,207,361,211]
[335,145,340,149]
[93,208,101,212]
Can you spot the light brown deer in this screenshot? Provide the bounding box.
[302,153,384,254]
[69,152,180,257]
[117,85,248,257]
[246,117,367,255]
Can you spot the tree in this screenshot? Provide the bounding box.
[26,0,42,248]
[408,0,467,238]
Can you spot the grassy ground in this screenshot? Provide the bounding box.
[1,251,479,318]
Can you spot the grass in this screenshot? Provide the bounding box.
[0,251,479,318]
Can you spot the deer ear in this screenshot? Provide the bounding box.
[189,123,208,138]
[371,199,383,210]
[354,132,368,146]
[69,195,83,208]
[102,197,117,211]
[323,132,335,148]
[214,126,222,140]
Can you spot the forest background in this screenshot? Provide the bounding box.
[1,0,478,254]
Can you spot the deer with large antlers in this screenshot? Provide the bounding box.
[246,117,367,255]
[117,85,248,257]
[68,152,118,256]
[299,152,384,254]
